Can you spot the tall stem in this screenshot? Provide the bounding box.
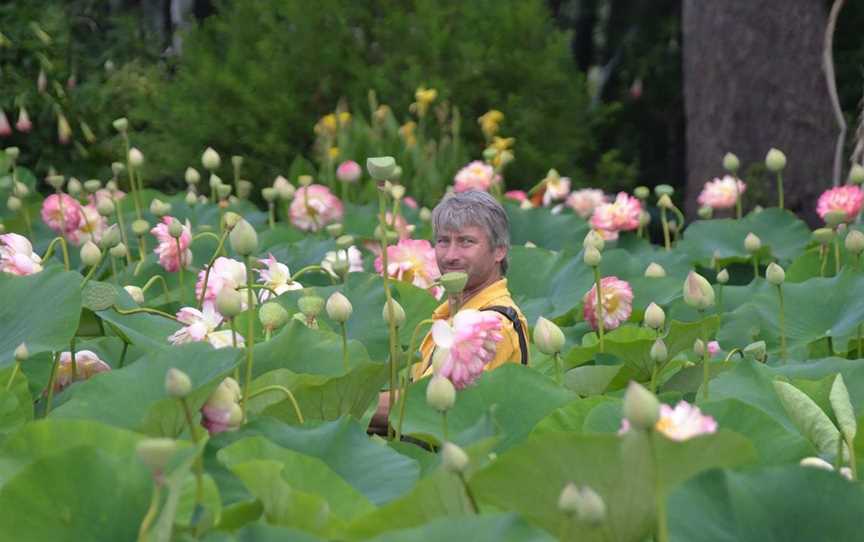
[752,254,759,280]
[395,318,435,441]
[112,194,132,266]
[179,397,204,507]
[734,175,743,219]
[458,472,480,514]
[700,310,710,400]
[43,352,60,416]
[776,172,784,210]
[241,256,256,420]
[592,267,605,353]
[174,237,186,305]
[137,484,161,542]
[378,186,399,439]
[246,385,304,424]
[267,202,275,230]
[777,285,787,361]
[835,237,842,275]
[553,352,563,384]
[340,322,349,372]
[660,207,671,251]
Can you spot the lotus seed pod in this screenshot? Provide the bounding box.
[722,152,740,173]
[184,167,200,185]
[229,219,258,256]
[96,197,115,217]
[583,230,605,251]
[766,262,785,285]
[366,156,397,181]
[419,207,432,222]
[335,235,354,250]
[382,298,406,327]
[297,174,314,187]
[14,343,28,362]
[128,147,144,168]
[743,340,767,362]
[100,224,121,249]
[136,438,178,475]
[441,442,469,473]
[644,303,665,330]
[298,294,325,318]
[6,196,21,212]
[850,164,864,185]
[202,147,221,171]
[325,291,353,323]
[813,228,835,245]
[697,206,713,220]
[765,148,786,172]
[622,381,660,431]
[534,316,565,355]
[111,162,125,176]
[682,271,715,310]
[231,155,243,169]
[426,375,456,412]
[634,186,650,200]
[259,302,288,329]
[124,285,144,304]
[717,268,729,284]
[80,240,102,267]
[217,184,233,199]
[132,219,150,236]
[81,179,100,194]
[644,262,666,278]
[112,117,128,133]
[654,184,674,197]
[825,211,847,228]
[185,191,197,206]
[222,211,241,230]
[325,223,343,238]
[5,147,20,161]
[744,232,761,253]
[583,246,602,267]
[693,339,705,357]
[390,184,406,200]
[845,230,864,254]
[110,243,128,258]
[165,368,192,398]
[237,180,253,199]
[46,175,65,190]
[650,338,668,363]
[261,187,277,202]
[440,272,469,296]
[657,194,674,210]
[167,218,184,239]
[216,287,243,318]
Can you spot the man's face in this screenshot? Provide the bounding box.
[435,224,506,291]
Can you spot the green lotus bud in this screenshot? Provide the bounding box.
[261,187,277,202]
[149,198,171,217]
[222,211,241,230]
[82,179,100,194]
[237,180,253,199]
[813,228,835,245]
[298,294,325,318]
[722,152,740,173]
[80,240,102,267]
[524,241,537,248]
[273,175,295,200]
[716,268,729,284]
[643,302,665,330]
[106,180,119,193]
[825,211,847,228]
[693,339,705,357]
[229,219,258,256]
[5,147,20,161]
[216,287,243,318]
[209,174,223,190]
[112,117,128,133]
[534,316,565,355]
[583,246,602,267]
[10,182,27,199]
[634,186,650,200]
[217,184,233,199]
[100,224,121,249]
[14,343,28,362]
[654,184,674,197]
[440,272,469,296]
[644,262,666,278]
[325,292,353,323]
[165,368,191,398]
[697,206,713,220]
[336,235,354,250]
[558,482,581,513]
[325,223,343,238]
[6,196,21,212]
[419,207,432,222]
[202,147,221,171]
[296,174,312,187]
[184,167,200,185]
[639,210,651,227]
[124,285,144,304]
[184,191,197,206]
[441,442,469,473]
[650,338,668,363]
[128,147,144,168]
[765,148,786,172]
[657,194,674,210]
[744,232,761,253]
[558,483,606,525]
[622,381,660,431]
[850,164,864,185]
[259,301,289,330]
[766,262,785,285]
[743,340,767,362]
[111,162,125,176]
[96,197,114,217]
[382,298,406,327]
[110,243,128,259]
[683,271,715,310]
[583,230,605,251]
[845,230,864,254]
[167,219,184,239]
[132,219,150,236]
[136,438,178,475]
[390,184,406,200]
[366,156,397,181]
[426,376,456,412]
[231,155,243,169]
[46,175,65,190]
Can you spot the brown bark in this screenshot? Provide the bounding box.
[682,0,836,225]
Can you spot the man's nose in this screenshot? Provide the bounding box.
[443,244,462,261]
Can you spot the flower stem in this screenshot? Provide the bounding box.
[835,237,842,275]
[553,352,563,384]
[80,261,101,290]
[291,264,336,284]
[777,285,787,362]
[592,266,605,353]
[441,411,449,441]
[378,186,399,440]
[241,256,256,421]
[848,438,858,480]
[700,311,710,400]
[267,202,275,230]
[776,171,784,210]
[112,305,179,321]
[752,254,759,280]
[734,175,743,219]
[5,362,20,391]
[42,236,70,271]
[175,237,186,305]
[458,472,480,514]
[197,230,230,309]
[111,194,133,267]
[660,207,671,251]
[246,385,305,424]
[395,318,435,440]
[141,275,170,304]
[43,352,60,416]
[820,245,828,277]
[340,322,349,372]
[137,484,161,542]
[179,397,205,508]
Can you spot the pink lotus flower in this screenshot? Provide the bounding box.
[0,233,43,276]
[542,176,571,206]
[67,203,106,246]
[505,190,528,203]
[697,175,746,210]
[54,350,111,392]
[256,253,303,301]
[167,305,244,349]
[403,196,418,209]
[15,107,32,133]
[41,193,83,236]
[817,185,864,223]
[374,238,442,298]
[289,184,344,232]
[566,189,607,219]
[619,401,717,441]
[583,276,633,331]
[453,161,501,193]
[336,160,362,183]
[201,377,243,434]
[196,257,247,307]
[0,109,11,137]
[707,340,720,357]
[431,309,504,389]
[322,246,364,277]
[151,216,192,272]
[590,192,641,238]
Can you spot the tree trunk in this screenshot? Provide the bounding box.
[682,0,836,225]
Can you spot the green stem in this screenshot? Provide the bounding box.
[141,275,170,304]
[123,133,142,221]
[111,194,132,267]
[42,236,70,271]
[112,305,179,321]
[857,323,863,359]
[848,439,858,480]
[700,310,710,400]
[80,261,101,289]
[458,472,480,514]
[179,397,205,508]
[723,348,744,368]
[110,255,118,284]
[660,207,671,251]
[246,385,305,424]
[734,175,743,219]
[752,254,759,279]
[395,318,435,441]
[175,237,186,305]
[553,352,562,384]
[241,256,256,420]
[137,484,161,542]
[43,352,60,416]
[69,336,77,382]
[776,171,784,210]
[835,237,842,275]
[340,322,349,372]
[649,364,658,394]
[5,362,20,390]
[291,264,337,284]
[267,203,275,230]
[378,187,399,440]
[777,285,787,362]
[820,246,828,277]
[197,230,230,309]
[592,266,605,353]
[192,231,222,243]
[441,411,449,441]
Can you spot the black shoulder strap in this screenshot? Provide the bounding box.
[482,305,528,366]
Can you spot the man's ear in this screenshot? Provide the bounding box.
[493,245,507,264]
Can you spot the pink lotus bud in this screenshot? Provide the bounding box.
[15,108,32,133]
[336,160,362,183]
[534,316,565,355]
[0,109,11,137]
[622,381,660,430]
[682,271,715,310]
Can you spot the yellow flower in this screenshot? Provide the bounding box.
[338,111,352,125]
[410,87,438,117]
[479,110,504,139]
[491,136,515,151]
[328,147,340,160]
[399,121,417,147]
[374,105,392,123]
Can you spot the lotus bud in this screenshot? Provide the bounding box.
[634,186,650,200]
[622,381,660,430]
[215,287,243,318]
[124,285,144,304]
[644,303,665,330]
[149,198,169,217]
[46,175,65,190]
[850,164,864,185]
[366,156,397,181]
[5,147,20,161]
[258,301,288,330]
[298,294,325,318]
[693,339,705,357]
[80,180,100,195]
[441,271,469,296]
[765,148,786,172]
[261,187,277,202]
[813,228,835,245]
[743,340,767,362]
[717,268,729,284]
[644,262,666,278]
[325,292,353,323]
[291,174,311,188]
[744,233,761,253]
[682,271,715,310]
[639,210,651,227]
[136,438,178,476]
[583,246,602,267]
[426,376,456,412]
[66,179,82,197]
[165,368,192,398]
[217,184,233,199]
[799,457,835,471]
[222,212,241,230]
[654,184,674,197]
[231,155,243,169]
[101,224,121,249]
[558,484,606,525]
[845,230,864,254]
[419,207,432,222]
[524,241,537,248]
[441,442,469,473]
[697,206,713,220]
[202,147,221,171]
[382,298,406,327]
[167,219,184,239]
[273,175,295,200]
[131,219,149,237]
[766,262,785,285]
[237,180,253,199]
[650,338,668,363]
[180,167,199,186]
[229,219,258,256]
[185,191,197,206]
[80,241,102,267]
[112,117,128,133]
[534,316,565,355]
[657,194,674,210]
[128,147,144,168]
[825,211,847,228]
[6,196,21,212]
[722,152,740,173]
[110,243,128,259]
[209,174,223,190]
[391,165,403,180]
[336,235,354,249]
[14,343,28,362]
[96,197,114,217]
[325,223,343,238]
[583,230,605,252]
[111,162,125,176]
[0,224,5,234]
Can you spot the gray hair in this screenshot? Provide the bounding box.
[431,190,511,274]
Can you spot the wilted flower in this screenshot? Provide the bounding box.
[151,216,192,272]
[697,175,746,210]
[336,160,362,183]
[41,193,83,235]
[0,233,43,275]
[619,400,718,441]
[54,350,111,392]
[201,377,243,434]
[816,185,864,224]
[566,189,606,219]
[256,253,303,300]
[195,257,247,308]
[453,161,501,193]
[582,276,633,331]
[374,239,442,298]
[322,246,364,277]
[289,184,344,232]
[541,169,571,206]
[431,309,504,389]
[590,192,641,240]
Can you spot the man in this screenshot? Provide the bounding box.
[371,190,528,430]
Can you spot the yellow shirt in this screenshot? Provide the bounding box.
[411,278,529,381]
